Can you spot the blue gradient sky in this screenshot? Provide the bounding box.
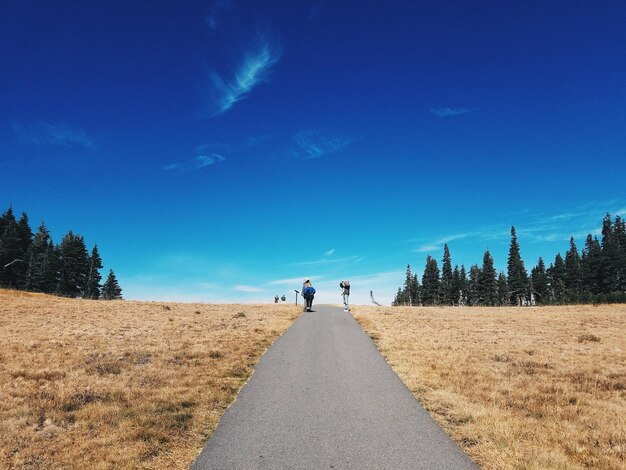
[1,1,625,305]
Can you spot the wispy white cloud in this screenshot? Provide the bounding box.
[234,284,265,293]
[413,232,476,253]
[325,248,335,256]
[269,276,321,286]
[546,212,588,221]
[164,153,225,172]
[205,35,282,116]
[431,107,473,118]
[12,121,95,148]
[195,142,231,154]
[293,255,363,266]
[206,0,230,30]
[414,244,441,253]
[411,202,625,257]
[290,129,354,160]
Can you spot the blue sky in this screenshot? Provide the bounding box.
[1,1,625,305]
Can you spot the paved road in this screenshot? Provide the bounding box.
[191,305,478,470]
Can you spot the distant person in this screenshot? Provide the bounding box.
[281,294,286,302]
[340,280,350,312]
[274,295,279,303]
[302,278,316,312]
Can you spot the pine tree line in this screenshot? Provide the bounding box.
[393,213,626,306]
[0,206,122,300]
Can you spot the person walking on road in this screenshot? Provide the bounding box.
[340,280,350,312]
[302,279,316,312]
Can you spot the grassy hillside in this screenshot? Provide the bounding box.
[0,289,300,469]
[354,304,626,470]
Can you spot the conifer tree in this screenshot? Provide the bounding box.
[601,213,618,294]
[507,226,529,305]
[402,264,413,305]
[440,244,454,305]
[411,273,421,306]
[564,237,581,302]
[452,265,461,306]
[392,287,404,306]
[459,264,468,305]
[531,257,549,305]
[496,271,508,306]
[25,223,58,293]
[0,207,25,288]
[548,253,566,304]
[102,269,122,300]
[581,234,602,297]
[477,250,497,305]
[614,215,626,293]
[400,264,421,306]
[421,256,440,305]
[466,264,480,306]
[13,212,33,288]
[57,231,89,297]
[16,212,33,255]
[0,207,8,237]
[84,245,103,299]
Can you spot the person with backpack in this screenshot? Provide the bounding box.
[340,280,350,312]
[302,278,316,312]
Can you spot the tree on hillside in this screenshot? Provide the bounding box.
[84,245,103,299]
[16,212,33,256]
[102,269,122,300]
[601,213,618,294]
[14,212,33,288]
[614,215,626,293]
[458,265,468,305]
[392,287,405,306]
[548,253,566,304]
[411,274,420,306]
[0,207,25,288]
[477,250,497,306]
[496,271,508,306]
[581,234,603,297]
[25,223,58,293]
[531,257,549,305]
[440,244,455,305]
[393,213,626,307]
[57,231,89,298]
[421,256,440,305]
[452,265,462,306]
[564,237,581,302]
[393,264,418,306]
[466,264,480,306]
[600,213,626,299]
[402,264,421,306]
[507,226,529,306]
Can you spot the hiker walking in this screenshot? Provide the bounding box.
[340,280,350,312]
[302,278,316,312]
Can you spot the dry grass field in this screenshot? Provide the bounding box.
[354,304,626,470]
[0,289,300,469]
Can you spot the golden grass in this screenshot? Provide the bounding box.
[0,289,300,469]
[353,304,626,470]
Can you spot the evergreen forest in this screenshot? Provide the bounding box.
[0,206,122,300]
[393,213,626,306]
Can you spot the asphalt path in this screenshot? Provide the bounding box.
[191,305,478,469]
